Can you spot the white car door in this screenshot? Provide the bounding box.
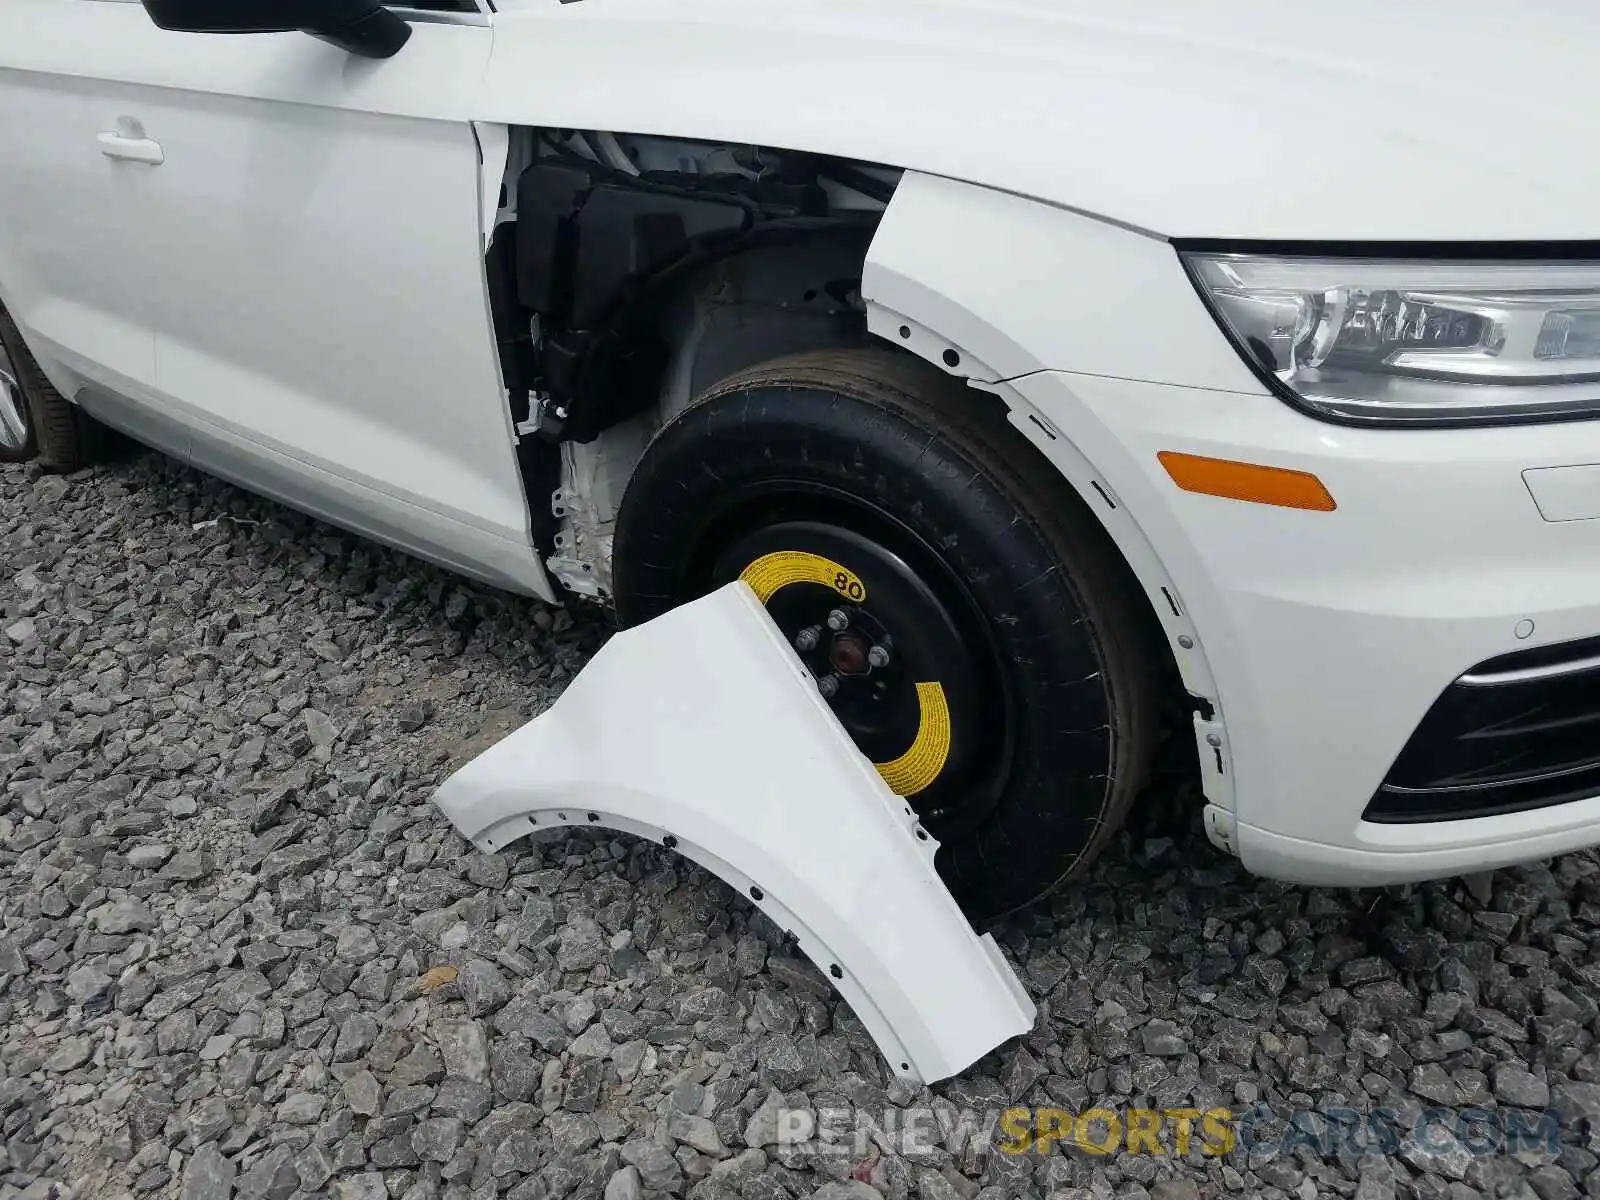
[2,0,547,594]
[0,1,162,400]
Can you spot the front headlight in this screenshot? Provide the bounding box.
[1184,253,1600,425]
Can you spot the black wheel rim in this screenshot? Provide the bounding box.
[688,483,1015,839]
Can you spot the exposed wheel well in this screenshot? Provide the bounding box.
[486,128,1172,741]
[487,127,902,596]
[484,129,1203,853]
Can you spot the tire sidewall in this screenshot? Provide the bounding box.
[615,376,1123,918]
[0,313,38,464]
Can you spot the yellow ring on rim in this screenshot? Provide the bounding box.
[874,681,952,796]
[740,550,866,605]
[739,551,952,796]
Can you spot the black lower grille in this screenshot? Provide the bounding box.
[1366,635,1600,823]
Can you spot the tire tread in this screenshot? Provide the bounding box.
[0,305,86,473]
[665,347,1163,913]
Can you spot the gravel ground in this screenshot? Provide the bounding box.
[3,451,1600,1200]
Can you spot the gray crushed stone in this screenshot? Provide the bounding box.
[3,453,1599,1200]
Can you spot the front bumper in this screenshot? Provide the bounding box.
[1016,369,1600,887]
[857,168,1600,887]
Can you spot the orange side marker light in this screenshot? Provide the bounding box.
[1158,451,1336,512]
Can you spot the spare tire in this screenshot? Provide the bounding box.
[614,348,1159,919]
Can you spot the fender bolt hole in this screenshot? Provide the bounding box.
[898,325,911,339]
[558,812,566,821]
[750,886,764,901]
[829,964,843,979]
[586,813,599,823]
[900,1062,910,1072]
[1178,635,1195,649]
[662,834,678,849]
[915,829,928,841]
[942,349,960,368]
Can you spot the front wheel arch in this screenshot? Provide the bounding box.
[613,347,1167,917]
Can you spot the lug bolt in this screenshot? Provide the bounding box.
[826,609,850,631]
[794,626,821,652]
[867,645,891,669]
[817,674,841,700]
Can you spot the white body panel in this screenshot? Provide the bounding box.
[432,583,1036,1084]
[485,0,1600,243]
[862,173,1600,887]
[1524,464,1600,524]
[0,51,158,394]
[0,0,548,597]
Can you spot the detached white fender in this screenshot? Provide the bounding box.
[432,582,1034,1084]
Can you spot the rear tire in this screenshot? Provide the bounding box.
[0,304,90,472]
[614,348,1160,919]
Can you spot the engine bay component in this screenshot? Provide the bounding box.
[431,581,1035,1084]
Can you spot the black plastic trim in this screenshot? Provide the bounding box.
[1173,241,1600,432]
[1367,633,1600,823]
[507,132,882,443]
[1173,238,1600,260]
[143,0,378,30]
[310,9,412,57]
[1366,774,1600,824]
[1466,633,1600,681]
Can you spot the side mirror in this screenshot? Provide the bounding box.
[140,0,412,59]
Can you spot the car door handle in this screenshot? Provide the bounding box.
[97,132,165,165]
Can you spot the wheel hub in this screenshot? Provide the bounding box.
[710,517,1008,833]
[0,340,28,452]
[828,630,872,676]
[787,601,909,734]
